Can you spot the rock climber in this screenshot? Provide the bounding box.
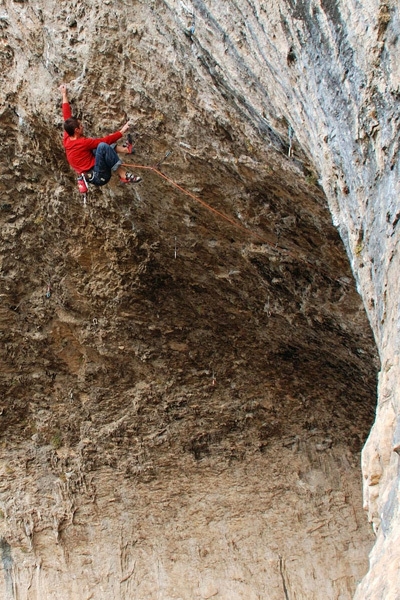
[59,83,141,186]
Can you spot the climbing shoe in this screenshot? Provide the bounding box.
[119,172,142,184]
[123,133,135,154]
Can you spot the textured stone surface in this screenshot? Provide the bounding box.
[0,0,399,598]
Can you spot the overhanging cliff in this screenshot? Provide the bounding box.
[0,1,398,599]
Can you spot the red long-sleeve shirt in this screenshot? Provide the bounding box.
[62,102,122,173]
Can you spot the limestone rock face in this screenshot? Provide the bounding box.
[0,0,398,598]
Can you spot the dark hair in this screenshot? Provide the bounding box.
[64,117,80,136]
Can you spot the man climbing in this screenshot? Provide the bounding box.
[59,83,141,186]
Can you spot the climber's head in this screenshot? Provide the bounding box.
[64,117,83,138]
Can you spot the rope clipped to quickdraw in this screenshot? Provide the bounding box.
[155,150,173,169]
[180,0,196,36]
[121,160,351,288]
[121,161,266,242]
[288,126,294,158]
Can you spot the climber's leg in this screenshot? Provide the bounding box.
[87,142,121,186]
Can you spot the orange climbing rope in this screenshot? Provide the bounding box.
[122,162,266,242]
[121,162,349,287]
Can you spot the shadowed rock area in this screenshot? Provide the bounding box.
[1,0,398,598]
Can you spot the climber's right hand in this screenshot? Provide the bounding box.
[120,122,131,134]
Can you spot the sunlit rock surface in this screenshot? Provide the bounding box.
[0,0,398,598]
